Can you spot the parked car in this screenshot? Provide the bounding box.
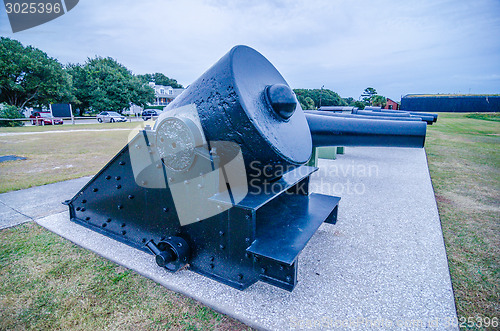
[96,111,127,123]
[29,112,63,125]
[142,109,158,121]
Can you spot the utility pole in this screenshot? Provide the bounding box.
[319,85,324,108]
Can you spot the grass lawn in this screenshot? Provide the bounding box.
[0,223,247,330]
[0,123,249,330]
[425,113,499,323]
[0,122,150,193]
[0,114,498,329]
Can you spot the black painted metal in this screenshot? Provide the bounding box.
[66,45,430,292]
[165,45,312,182]
[353,108,435,125]
[147,237,190,272]
[307,110,422,122]
[401,95,500,113]
[66,45,340,292]
[353,108,411,118]
[408,111,438,122]
[369,108,437,124]
[306,112,427,148]
[374,109,438,123]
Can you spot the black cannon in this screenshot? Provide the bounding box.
[66,45,427,292]
[306,112,426,148]
[375,109,438,124]
[307,110,423,122]
[353,108,413,118]
[361,106,438,124]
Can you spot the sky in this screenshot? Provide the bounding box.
[1,0,500,101]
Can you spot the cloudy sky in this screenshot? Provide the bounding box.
[1,0,499,100]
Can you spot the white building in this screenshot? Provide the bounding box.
[149,82,185,106]
[128,83,185,115]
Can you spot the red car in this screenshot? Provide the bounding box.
[29,112,63,125]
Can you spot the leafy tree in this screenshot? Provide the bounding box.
[137,73,183,88]
[0,103,24,127]
[352,101,366,109]
[67,57,155,115]
[360,87,377,105]
[0,37,73,109]
[344,97,365,109]
[302,97,315,110]
[343,97,355,105]
[130,76,156,110]
[294,88,346,109]
[371,95,387,107]
[361,87,377,98]
[66,63,90,115]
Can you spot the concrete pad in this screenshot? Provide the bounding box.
[0,176,90,229]
[35,147,458,330]
[0,201,31,229]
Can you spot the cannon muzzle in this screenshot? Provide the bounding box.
[306,112,427,148]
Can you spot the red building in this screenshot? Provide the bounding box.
[384,98,400,110]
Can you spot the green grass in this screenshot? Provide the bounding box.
[0,223,248,330]
[406,94,500,97]
[0,122,154,193]
[425,113,499,324]
[465,113,500,122]
[0,121,140,133]
[1,114,498,329]
[0,123,249,330]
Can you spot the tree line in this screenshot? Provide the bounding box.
[0,37,390,125]
[294,87,387,110]
[0,37,183,123]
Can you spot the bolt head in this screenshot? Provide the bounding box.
[265,84,297,119]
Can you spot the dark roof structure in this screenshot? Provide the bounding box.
[401,94,500,112]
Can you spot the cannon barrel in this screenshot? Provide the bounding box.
[308,110,422,122]
[306,112,427,148]
[354,108,435,124]
[410,111,437,122]
[353,108,411,118]
[375,109,436,123]
[368,108,438,123]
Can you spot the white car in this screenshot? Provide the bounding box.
[96,111,128,123]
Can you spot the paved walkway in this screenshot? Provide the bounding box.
[0,177,90,229]
[1,148,458,330]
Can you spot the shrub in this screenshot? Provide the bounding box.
[0,104,24,127]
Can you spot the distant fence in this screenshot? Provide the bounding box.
[401,95,500,112]
[0,117,96,124]
[0,116,141,125]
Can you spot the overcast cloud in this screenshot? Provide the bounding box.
[1,0,499,100]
